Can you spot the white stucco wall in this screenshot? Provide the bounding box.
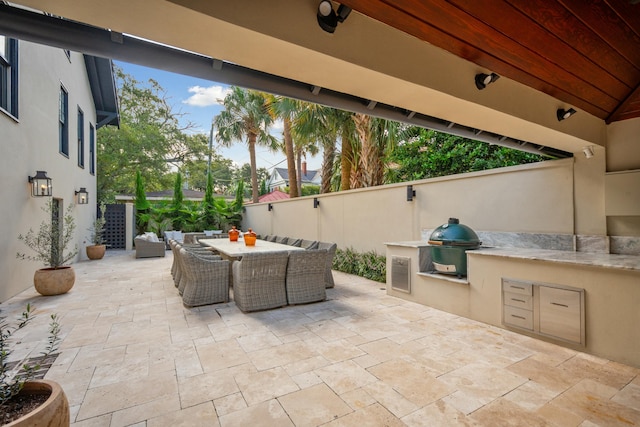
[0,41,98,302]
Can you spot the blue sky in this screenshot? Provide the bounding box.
[115,61,323,172]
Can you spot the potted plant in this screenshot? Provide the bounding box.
[17,200,78,296]
[86,203,107,260]
[0,304,69,426]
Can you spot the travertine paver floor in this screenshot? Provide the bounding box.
[3,250,639,426]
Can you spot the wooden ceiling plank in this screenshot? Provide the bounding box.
[450,0,630,101]
[606,0,640,40]
[607,83,640,123]
[506,0,640,89]
[560,0,640,68]
[341,0,611,119]
[378,0,619,111]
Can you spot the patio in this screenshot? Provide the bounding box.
[3,250,639,426]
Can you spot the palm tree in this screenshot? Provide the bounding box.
[213,87,278,203]
[352,114,402,188]
[265,95,299,198]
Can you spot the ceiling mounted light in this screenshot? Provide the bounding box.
[582,146,595,159]
[28,170,52,197]
[557,107,577,121]
[317,1,351,33]
[475,72,500,90]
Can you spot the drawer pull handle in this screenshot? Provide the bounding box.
[511,286,525,290]
[551,302,569,308]
[512,298,526,303]
[511,315,526,320]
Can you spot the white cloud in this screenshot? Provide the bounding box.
[183,85,231,107]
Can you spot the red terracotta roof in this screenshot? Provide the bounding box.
[258,190,290,202]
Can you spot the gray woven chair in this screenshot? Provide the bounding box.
[275,236,288,244]
[232,252,289,312]
[317,242,337,288]
[180,249,229,307]
[285,249,327,305]
[267,235,278,242]
[301,239,319,250]
[286,237,302,247]
[175,245,222,294]
[134,236,166,258]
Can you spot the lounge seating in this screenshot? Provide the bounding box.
[232,252,289,312]
[317,242,337,288]
[285,249,327,305]
[134,234,166,258]
[174,244,221,295]
[180,248,229,307]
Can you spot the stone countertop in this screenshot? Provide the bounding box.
[468,247,640,272]
[384,241,431,248]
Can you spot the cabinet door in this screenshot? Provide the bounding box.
[539,286,582,344]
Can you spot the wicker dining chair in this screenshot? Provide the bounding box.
[316,242,337,288]
[232,252,289,312]
[286,237,302,247]
[180,248,229,307]
[300,239,319,250]
[285,249,327,305]
[175,245,222,294]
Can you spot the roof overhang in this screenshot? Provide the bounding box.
[83,55,119,128]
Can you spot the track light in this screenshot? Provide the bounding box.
[475,72,500,90]
[557,108,577,121]
[317,1,351,33]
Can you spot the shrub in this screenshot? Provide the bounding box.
[332,247,386,283]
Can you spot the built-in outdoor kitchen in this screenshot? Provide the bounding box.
[386,219,640,369]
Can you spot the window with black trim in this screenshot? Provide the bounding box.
[77,107,84,168]
[89,123,95,175]
[59,86,68,156]
[0,36,19,118]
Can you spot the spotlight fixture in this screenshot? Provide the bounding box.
[475,72,500,90]
[28,170,52,197]
[313,197,320,209]
[557,108,577,121]
[268,203,273,212]
[406,185,416,202]
[317,1,351,33]
[582,146,595,159]
[75,187,89,204]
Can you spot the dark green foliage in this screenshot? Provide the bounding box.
[259,180,267,196]
[332,247,386,283]
[386,129,546,183]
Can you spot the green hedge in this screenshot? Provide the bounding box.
[332,247,386,283]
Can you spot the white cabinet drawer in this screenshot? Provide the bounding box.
[502,280,532,296]
[539,286,582,344]
[503,305,533,330]
[503,291,533,310]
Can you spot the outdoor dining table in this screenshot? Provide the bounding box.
[198,238,304,261]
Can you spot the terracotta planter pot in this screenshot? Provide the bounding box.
[86,244,106,260]
[5,380,70,427]
[33,267,75,296]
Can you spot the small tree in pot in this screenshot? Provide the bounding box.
[86,203,107,260]
[0,304,69,425]
[17,200,78,296]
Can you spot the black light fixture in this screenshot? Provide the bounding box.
[557,108,577,121]
[28,170,52,197]
[313,197,320,208]
[475,72,500,90]
[317,1,351,33]
[75,187,89,204]
[406,185,416,202]
[268,203,273,211]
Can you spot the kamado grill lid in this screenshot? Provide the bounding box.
[428,218,481,247]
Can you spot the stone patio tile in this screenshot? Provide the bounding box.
[109,394,181,427]
[315,360,378,395]
[178,370,239,408]
[195,338,250,372]
[290,370,323,389]
[246,340,318,371]
[213,392,247,416]
[612,382,640,412]
[278,383,352,427]
[503,380,560,411]
[306,319,358,341]
[146,401,219,427]
[401,400,473,427]
[469,398,550,426]
[323,402,405,427]
[339,387,376,411]
[314,338,366,363]
[218,399,294,427]
[236,330,283,352]
[75,370,178,421]
[362,380,418,418]
[234,366,299,405]
[70,413,112,427]
[438,362,528,401]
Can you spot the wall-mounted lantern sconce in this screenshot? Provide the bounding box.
[406,185,416,202]
[268,203,273,211]
[475,72,500,90]
[582,146,595,159]
[314,197,320,209]
[557,107,577,121]
[75,187,89,204]
[28,170,52,197]
[317,0,351,33]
